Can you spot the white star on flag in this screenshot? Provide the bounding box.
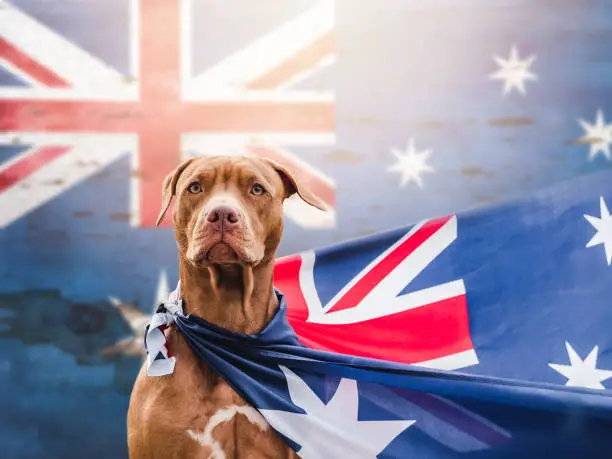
[489,45,537,96]
[578,109,612,160]
[548,342,612,390]
[584,197,612,265]
[387,138,434,188]
[100,269,170,357]
[260,366,414,458]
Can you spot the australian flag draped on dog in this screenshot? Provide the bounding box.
[145,170,612,458]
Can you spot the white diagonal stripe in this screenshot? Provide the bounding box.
[279,55,336,91]
[0,135,134,228]
[0,2,135,96]
[186,0,334,98]
[0,58,44,87]
[283,195,336,228]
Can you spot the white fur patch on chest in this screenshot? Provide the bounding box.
[186,405,269,458]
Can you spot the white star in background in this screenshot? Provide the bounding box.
[548,342,612,390]
[261,366,414,458]
[387,138,434,188]
[100,269,170,357]
[584,197,612,265]
[578,109,612,160]
[489,45,537,96]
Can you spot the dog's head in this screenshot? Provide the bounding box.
[156,155,326,267]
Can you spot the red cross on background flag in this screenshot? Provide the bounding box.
[0,0,336,228]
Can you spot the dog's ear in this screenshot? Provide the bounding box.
[263,158,327,211]
[156,158,196,226]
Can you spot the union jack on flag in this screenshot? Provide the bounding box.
[0,0,335,229]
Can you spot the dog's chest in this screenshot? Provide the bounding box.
[129,329,295,458]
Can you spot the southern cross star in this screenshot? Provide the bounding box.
[489,45,537,96]
[584,197,612,265]
[260,365,415,458]
[578,109,612,161]
[549,342,612,390]
[387,138,434,188]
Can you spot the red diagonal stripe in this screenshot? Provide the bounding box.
[326,215,454,313]
[246,31,335,89]
[0,37,69,87]
[0,146,70,192]
[248,146,335,207]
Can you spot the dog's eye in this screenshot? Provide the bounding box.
[251,183,265,196]
[187,182,202,194]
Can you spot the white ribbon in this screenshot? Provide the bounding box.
[145,281,184,377]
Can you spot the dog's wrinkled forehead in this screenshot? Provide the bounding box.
[177,156,282,197]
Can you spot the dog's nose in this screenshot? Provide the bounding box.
[206,205,240,225]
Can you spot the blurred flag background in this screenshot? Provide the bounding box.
[0,0,611,457]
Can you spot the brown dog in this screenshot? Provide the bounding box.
[127,155,326,458]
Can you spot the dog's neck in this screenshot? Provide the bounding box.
[178,257,278,334]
